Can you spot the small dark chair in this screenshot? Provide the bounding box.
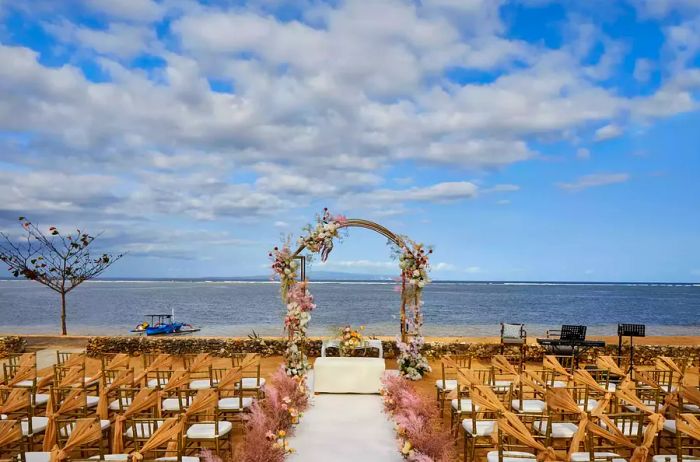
[500,323,527,369]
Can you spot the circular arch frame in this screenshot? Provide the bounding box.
[290,218,411,342]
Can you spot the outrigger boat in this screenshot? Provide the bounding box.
[131,311,200,336]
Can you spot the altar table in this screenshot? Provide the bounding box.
[313,357,385,394]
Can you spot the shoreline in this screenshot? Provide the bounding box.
[5,333,700,351]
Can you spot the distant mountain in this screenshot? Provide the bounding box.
[234,270,396,281]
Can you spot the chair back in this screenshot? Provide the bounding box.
[232,353,262,388]
[501,323,525,340]
[146,370,174,389]
[55,417,108,458]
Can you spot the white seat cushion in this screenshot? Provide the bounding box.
[552,380,568,388]
[683,403,699,412]
[462,419,496,436]
[570,451,626,462]
[1,414,6,419]
[578,399,598,411]
[109,397,133,411]
[147,378,169,388]
[511,399,546,413]
[21,417,49,436]
[16,380,36,388]
[156,457,200,462]
[186,421,233,439]
[24,453,50,462]
[218,397,254,410]
[533,421,578,438]
[189,379,216,390]
[125,420,164,438]
[451,399,479,412]
[487,450,536,462]
[494,380,513,388]
[34,393,50,406]
[662,420,676,433]
[435,379,457,391]
[239,377,266,389]
[86,395,100,407]
[162,397,193,411]
[652,456,679,462]
[89,455,130,461]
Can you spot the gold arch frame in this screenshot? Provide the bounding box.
[290,218,411,342]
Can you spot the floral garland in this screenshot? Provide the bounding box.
[395,240,432,380]
[271,209,347,376]
[381,373,455,462]
[298,208,347,261]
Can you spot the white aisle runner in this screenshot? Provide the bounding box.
[288,394,404,462]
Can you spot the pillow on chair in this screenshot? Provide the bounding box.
[502,324,523,339]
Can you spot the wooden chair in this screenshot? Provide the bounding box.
[212,368,253,425]
[145,370,174,390]
[436,354,472,415]
[183,390,231,455]
[651,413,700,462]
[0,388,46,451]
[461,384,512,462]
[500,323,527,368]
[232,354,265,399]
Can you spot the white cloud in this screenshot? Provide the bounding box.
[576,148,591,159]
[594,124,623,141]
[317,260,395,269]
[368,181,479,204]
[81,0,164,23]
[432,262,457,271]
[556,173,630,191]
[633,58,654,82]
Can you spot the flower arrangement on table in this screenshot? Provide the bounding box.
[338,325,366,356]
[380,373,455,462]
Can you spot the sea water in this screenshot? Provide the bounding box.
[0,280,697,337]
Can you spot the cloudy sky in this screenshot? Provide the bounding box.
[0,0,698,282]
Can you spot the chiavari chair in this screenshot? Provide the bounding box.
[436,354,472,415]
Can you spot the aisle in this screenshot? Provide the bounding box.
[287,394,403,462]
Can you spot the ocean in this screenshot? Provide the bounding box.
[0,280,698,338]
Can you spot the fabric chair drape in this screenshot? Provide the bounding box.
[543,356,572,378]
[112,388,162,454]
[129,417,183,462]
[49,418,103,462]
[496,411,559,461]
[2,353,36,388]
[0,420,23,448]
[134,355,173,386]
[43,389,89,451]
[596,356,627,377]
[0,388,30,414]
[97,369,135,419]
[187,354,214,373]
[676,413,700,441]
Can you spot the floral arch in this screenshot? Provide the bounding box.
[270,209,432,380]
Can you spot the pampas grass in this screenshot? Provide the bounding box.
[235,366,310,462]
[381,373,456,462]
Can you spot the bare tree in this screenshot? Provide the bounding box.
[0,217,124,335]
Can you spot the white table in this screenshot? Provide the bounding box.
[313,357,385,394]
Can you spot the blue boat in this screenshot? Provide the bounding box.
[131,312,200,336]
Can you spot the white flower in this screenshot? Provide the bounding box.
[417,281,425,288]
[412,270,420,277]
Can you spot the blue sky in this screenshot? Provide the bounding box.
[0,0,698,282]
